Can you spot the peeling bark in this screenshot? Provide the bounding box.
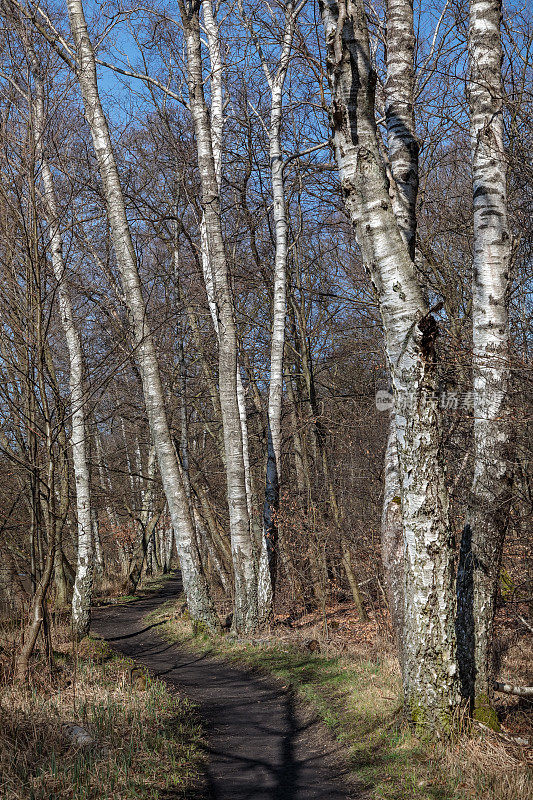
[381,0,419,664]
[456,0,512,717]
[320,0,459,729]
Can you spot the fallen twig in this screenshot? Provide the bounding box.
[494,681,533,698]
[473,721,530,747]
[517,614,533,635]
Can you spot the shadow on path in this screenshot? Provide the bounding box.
[91,574,356,800]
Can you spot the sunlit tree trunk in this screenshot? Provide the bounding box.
[66,0,218,629]
[29,60,93,639]
[381,0,419,659]
[237,0,303,620]
[320,0,459,729]
[179,0,258,632]
[200,0,254,534]
[456,0,512,724]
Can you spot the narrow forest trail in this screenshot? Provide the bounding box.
[91,575,357,799]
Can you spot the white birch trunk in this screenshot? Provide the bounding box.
[29,59,93,639]
[179,0,257,632]
[380,416,404,653]
[261,63,288,607]
[381,0,419,662]
[238,0,301,622]
[456,0,512,720]
[320,0,459,729]
[263,8,296,619]
[200,0,255,535]
[385,0,419,257]
[66,0,218,629]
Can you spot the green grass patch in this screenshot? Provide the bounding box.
[145,599,460,800]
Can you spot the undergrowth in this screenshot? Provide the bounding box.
[146,598,532,800]
[0,634,205,799]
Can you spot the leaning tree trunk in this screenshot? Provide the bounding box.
[201,0,255,541]
[66,0,218,630]
[320,0,459,730]
[456,0,512,725]
[179,0,258,633]
[380,0,420,659]
[29,61,94,639]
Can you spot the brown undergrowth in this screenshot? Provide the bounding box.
[0,617,205,799]
[147,591,532,800]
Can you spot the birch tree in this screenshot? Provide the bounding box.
[380,0,419,658]
[178,0,258,632]
[456,0,512,724]
[237,0,304,617]
[320,0,459,729]
[199,0,263,602]
[25,49,94,639]
[65,0,218,630]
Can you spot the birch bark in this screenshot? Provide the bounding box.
[381,0,419,659]
[320,0,459,728]
[28,56,93,639]
[200,0,254,531]
[66,0,218,629]
[456,0,512,722]
[237,1,304,619]
[179,0,258,631]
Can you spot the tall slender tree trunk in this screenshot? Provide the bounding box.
[179,0,258,632]
[381,419,404,651]
[237,0,303,621]
[320,0,459,729]
[17,223,56,681]
[456,0,512,724]
[66,0,218,630]
[200,0,254,534]
[28,59,94,639]
[380,0,419,658]
[264,7,297,617]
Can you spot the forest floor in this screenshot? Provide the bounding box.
[91,574,355,799]
[120,573,532,800]
[0,615,205,799]
[6,573,528,799]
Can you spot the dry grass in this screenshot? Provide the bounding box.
[148,596,533,800]
[148,600,453,799]
[446,734,533,800]
[444,610,533,800]
[0,628,205,800]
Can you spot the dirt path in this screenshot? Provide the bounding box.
[91,575,357,799]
